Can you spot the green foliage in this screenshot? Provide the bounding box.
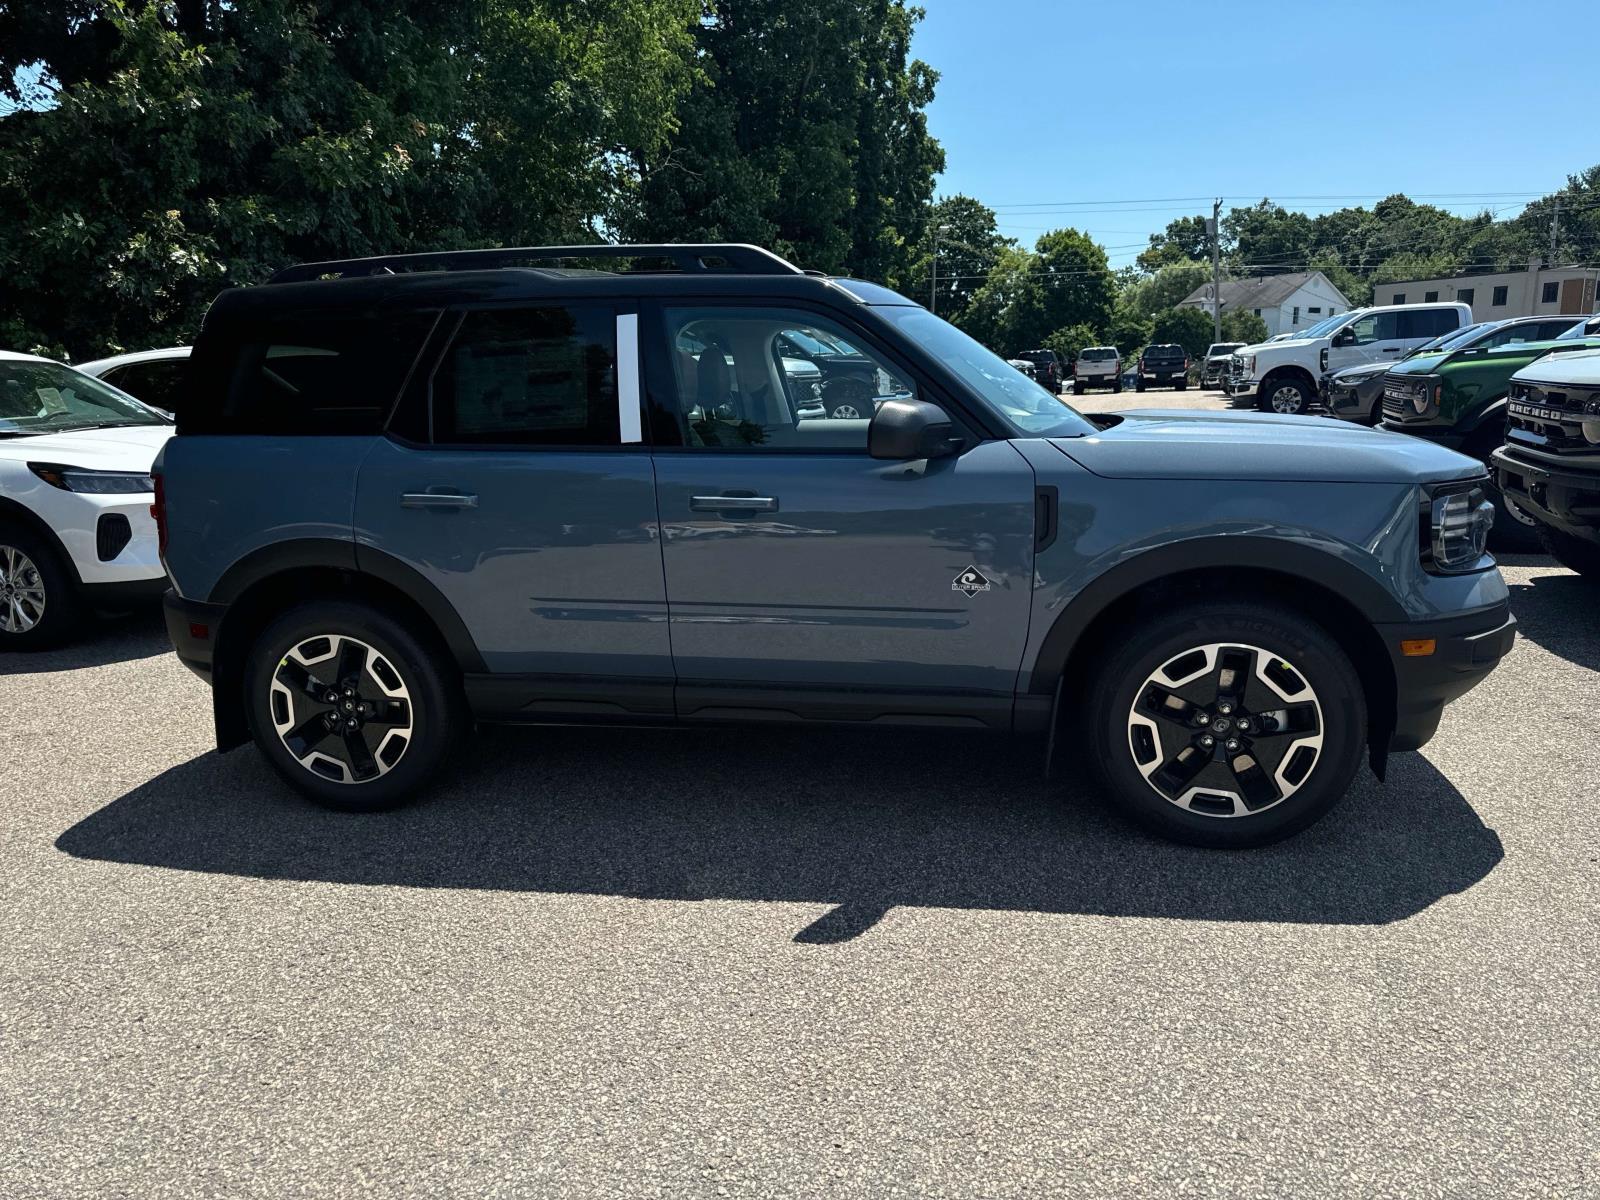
[1107,305,1154,357]
[1043,324,1100,361]
[963,229,1116,356]
[1148,307,1215,361]
[1219,309,1268,344]
[1135,214,1213,272]
[627,0,944,286]
[0,0,700,358]
[906,194,1013,327]
[1120,260,1213,320]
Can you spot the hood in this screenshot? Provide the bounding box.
[1055,409,1482,484]
[1510,346,1600,387]
[0,424,172,471]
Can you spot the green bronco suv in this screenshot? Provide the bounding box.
[1379,315,1600,542]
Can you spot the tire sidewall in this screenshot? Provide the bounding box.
[1088,603,1367,848]
[1258,378,1309,414]
[243,600,462,812]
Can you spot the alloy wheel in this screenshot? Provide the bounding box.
[830,404,861,419]
[0,545,47,634]
[1269,386,1305,414]
[268,633,414,784]
[1126,642,1324,818]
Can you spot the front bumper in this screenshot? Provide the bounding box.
[1323,376,1384,422]
[1375,601,1517,752]
[163,588,226,683]
[1491,448,1600,543]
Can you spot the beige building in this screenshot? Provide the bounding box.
[1373,261,1599,323]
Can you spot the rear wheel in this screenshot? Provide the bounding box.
[1175,380,1187,391]
[1073,381,1085,395]
[1259,377,1311,415]
[243,600,468,812]
[1537,524,1600,577]
[0,527,82,650]
[1086,602,1366,847]
[1135,379,1145,392]
[1113,377,1123,393]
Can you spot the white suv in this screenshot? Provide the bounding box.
[1227,302,1472,414]
[0,352,174,647]
[1072,346,1122,394]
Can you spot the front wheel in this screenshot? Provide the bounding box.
[243,600,468,812]
[1259,378,1311,415]
[1537,524,1600,578]
[0,528,82,650]
[1086,602,1366,847]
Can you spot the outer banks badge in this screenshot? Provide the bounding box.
[952,565,992,598]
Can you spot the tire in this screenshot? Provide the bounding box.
[1175,380,1187,392]
[1085,601,1367,848]
[1113,378,1123,393]
[1536,524,1600,577]
[1073,381,1085,395]
[243,600,468,812]
[1135,380,1145,393]
[1258,377,1311,415]
[0,525,83,650]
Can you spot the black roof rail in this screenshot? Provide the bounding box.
[268,243,805,284]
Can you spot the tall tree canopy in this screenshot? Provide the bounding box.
[904,193,1013,325]
[0,0,700,357]
[963,228,1116,356]
[627,0,943,284]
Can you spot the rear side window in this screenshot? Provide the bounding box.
[184,309,435,435]
[431,305,619,446]
[1396,309,1459,340]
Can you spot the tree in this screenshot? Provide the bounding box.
[1148,307,1215,361]
[1120,260,1213,320]
[1136,215,1217,272]
[1043,323,1100,362]
[1219,309,1268,344]
[0,1,701,358]
[963,228,1115,355]
[629,0,944,283]
[1224,200,1314,274]
[906,194,1013,327]
[1107,305,1154,357]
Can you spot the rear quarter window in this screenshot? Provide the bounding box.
[182,307,437,435]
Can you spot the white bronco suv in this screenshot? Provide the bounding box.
[0,351,174,647]
[1227,302,1471,414]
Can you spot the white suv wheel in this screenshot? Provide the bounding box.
[0,544,47,634]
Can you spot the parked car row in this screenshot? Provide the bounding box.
[1224,303,1600,555]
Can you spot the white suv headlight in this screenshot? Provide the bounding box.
[1424,482,1494,573]
[28,463,155,495]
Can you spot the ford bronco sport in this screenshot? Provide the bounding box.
[157,244,1515,848]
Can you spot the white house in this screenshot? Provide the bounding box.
[1372,261,1600,323]
[1179,270,1353,338]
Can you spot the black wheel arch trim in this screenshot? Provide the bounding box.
[1027,536,1408,694]
[208,537,488,673]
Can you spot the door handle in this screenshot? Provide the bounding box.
[690,494,779,513]
[401,491,478,510]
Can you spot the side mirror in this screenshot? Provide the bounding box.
[1333,329,1356,348]
[868,398,964,460]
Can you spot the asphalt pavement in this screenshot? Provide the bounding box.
[1,559,1596,1197]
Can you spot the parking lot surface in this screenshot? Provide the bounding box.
[2,560,1596,1197]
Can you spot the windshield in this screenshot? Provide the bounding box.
[0,360,169,436]
[1207,344,1244,356]
[875,308,1096,438]
[1294,313,1347,340]
[1410,323,1491,355]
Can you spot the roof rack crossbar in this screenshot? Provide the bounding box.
[268,243,804,284]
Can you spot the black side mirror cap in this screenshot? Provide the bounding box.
[868,398,964,460]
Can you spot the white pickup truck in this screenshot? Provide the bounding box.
[1226,302,1472,414]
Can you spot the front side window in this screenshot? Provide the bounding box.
[661,307,915,451]
[1348,312,1402,345]
[0,360,168,436]
[432,305,619,446]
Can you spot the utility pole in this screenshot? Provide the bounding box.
[1208,198,1223,345]
[929,223,951,316]
[1550,197,1560,263]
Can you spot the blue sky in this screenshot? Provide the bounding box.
[915,0,1600,267]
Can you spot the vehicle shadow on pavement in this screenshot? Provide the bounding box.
[0,606,167,674]
[58,726,1503,943]
[1503,564,1599,671]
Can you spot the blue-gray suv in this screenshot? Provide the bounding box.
[156,244,1516,847]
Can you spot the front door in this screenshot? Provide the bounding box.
[647,303,1037,726]
[355,301,672,713]
[1329,309,1404,373]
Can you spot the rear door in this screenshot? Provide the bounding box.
[355,300,673,715]
[646,301,1037,727]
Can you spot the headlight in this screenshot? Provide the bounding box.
[1423,481,1494,573]
[1411,383,1442,416]
[28,462,155,494]
[1337,366,1386,384]
[1239,354,1254,373]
